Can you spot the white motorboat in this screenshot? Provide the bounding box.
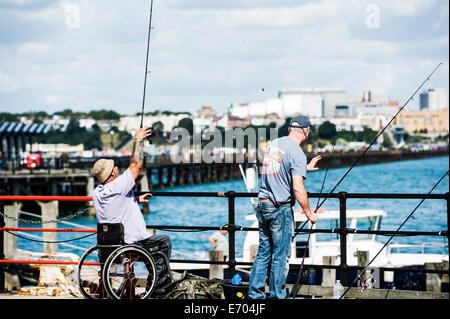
[242,208,448,269]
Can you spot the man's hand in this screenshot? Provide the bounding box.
[307,155,322,172]
[305,209,318,224]
[135,126,153,141]
[138,193,152,204]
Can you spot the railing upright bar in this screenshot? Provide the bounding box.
[339,191,348,286]
[447,192,450,280]
[227,191,236,277]
[0,195,5,292]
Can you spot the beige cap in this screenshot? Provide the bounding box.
[92,159,115,184]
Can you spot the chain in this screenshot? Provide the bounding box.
[0,204,94,224]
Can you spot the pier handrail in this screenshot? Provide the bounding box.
[1,191,449,291]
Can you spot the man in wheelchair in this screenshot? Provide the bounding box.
[92,126,172,294]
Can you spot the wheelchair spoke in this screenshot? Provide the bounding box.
[102,246,160,299]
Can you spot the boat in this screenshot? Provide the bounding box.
[242,207,448,290]
[170,165,449,291]
[170,206,448,291]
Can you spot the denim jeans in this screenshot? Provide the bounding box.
[248,201,294,299]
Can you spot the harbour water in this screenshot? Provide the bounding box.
[17,156,449,258]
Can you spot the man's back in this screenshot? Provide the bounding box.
[93,168,150,244]
[258,136,307,206]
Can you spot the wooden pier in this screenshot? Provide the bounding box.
[0,149,447,217]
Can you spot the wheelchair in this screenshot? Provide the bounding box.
[77,223,173,299]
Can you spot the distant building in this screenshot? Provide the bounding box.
[393,108,449,134]
[197,106,216,118]
[428,88,447,110]
[330,112,391,132]
[193,116,214,134]
[419,88,448,110]
[278,87,346,118]
[419,91,429,110]
[228,115,250,128]
[119,114,189,134]
[229,87,347,119]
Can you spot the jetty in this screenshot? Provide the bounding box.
[0,188,448,299]
[1,149,447,204]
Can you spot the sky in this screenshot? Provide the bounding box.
[0,0,448,116]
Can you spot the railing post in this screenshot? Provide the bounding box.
[0,194,5,292]
[338,191,348,286]
[227,191,236,277]
[446,192,449,280]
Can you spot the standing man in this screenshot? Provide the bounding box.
[92,126,172,291]
[248,115,320,299]
[208,229,229,261]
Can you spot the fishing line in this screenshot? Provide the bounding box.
[292,62,443,236]
[339,169,449,299]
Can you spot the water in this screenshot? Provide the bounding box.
[16,156,449,258]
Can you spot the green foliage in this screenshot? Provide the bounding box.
[177,117,194,135]
[357,126,378,143]
[318,121,337,140]
[0,112,19,122]
[38,119,103,150]
[381,133,392,148]
[336,129,356,142]
[53,108,86,118]
[144,110,191,116]
[434,134,449,143]
[278,117,292,137]
[152,121,164,132]
[88,109,121,121]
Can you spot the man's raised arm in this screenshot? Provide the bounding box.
[129,126,153,180]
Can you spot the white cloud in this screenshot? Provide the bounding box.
[18,42,51,55]
[0,0,448,114]
[380,0,436,17]
[0,69,20,93]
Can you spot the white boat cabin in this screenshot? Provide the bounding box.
[242,208,448,268]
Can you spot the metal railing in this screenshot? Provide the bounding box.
[0,191,449,291]
[142,191,449,286]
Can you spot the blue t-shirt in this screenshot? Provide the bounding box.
[258,136,307,206]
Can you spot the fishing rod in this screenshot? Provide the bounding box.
[140,0,155,144]
[292,62,443,239]
[339,169,449,299]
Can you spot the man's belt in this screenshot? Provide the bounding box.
[259,198,294,207]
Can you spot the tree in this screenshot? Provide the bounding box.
[318,121,337,140]
[357,126,378,143]
[278,117,292,137]
[336,129,356,142]
[381,133,393,149]
[152,121,164,132]
[0,112,19,121]
[177,117,193,135]
[88,109,121,121]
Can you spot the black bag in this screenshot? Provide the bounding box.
[97,223,124,263]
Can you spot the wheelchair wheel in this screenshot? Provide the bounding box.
[77,246,108,299]
[102,245,157,299]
